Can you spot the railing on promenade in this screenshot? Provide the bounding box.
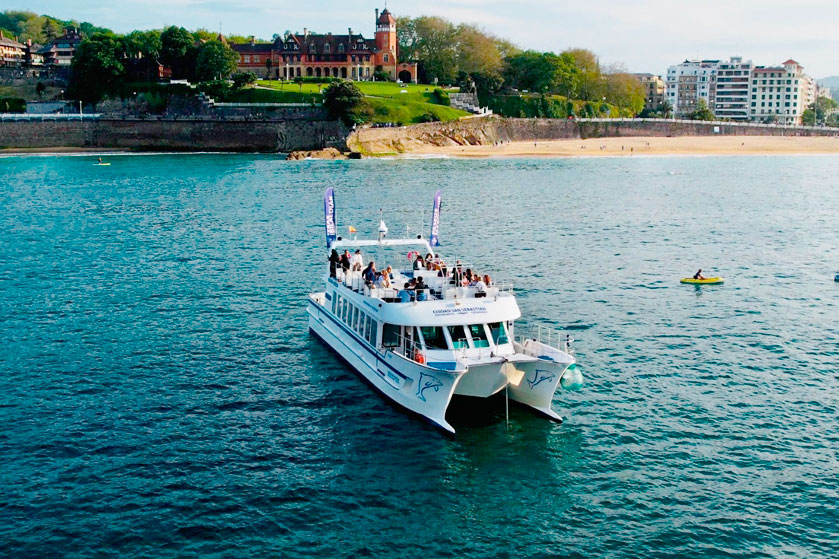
[0,113,102,121]
[574,117,839,134]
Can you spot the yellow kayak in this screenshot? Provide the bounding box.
[680,277,724,285]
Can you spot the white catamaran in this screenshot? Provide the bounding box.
[307,189,583,434]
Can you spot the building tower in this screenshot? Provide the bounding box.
[375,8,397,72]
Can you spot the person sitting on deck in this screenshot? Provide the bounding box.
[385,266,394,280]
[351,249,363,272]
[398,282,413,303]
[329,249,340,278]
[363,262,377,284]
[693,269,705,280]
[415,276,428,301]
[462,268,474,287]
[413,254,425,270]
[474,274,487,297]
[483,274,492,287]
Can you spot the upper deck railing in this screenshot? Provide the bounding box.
[331,267,512,302]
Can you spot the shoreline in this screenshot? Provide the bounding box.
[397,135,839,158]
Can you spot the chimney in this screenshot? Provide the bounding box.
[348,27,352,38]
[375,8,379,23]
[304,27,309,39]
[250,35,255,45]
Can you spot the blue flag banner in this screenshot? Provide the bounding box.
[324,188,337,248]
[429,190,442,247]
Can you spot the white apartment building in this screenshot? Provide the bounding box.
[666,59,720,117]
[749,59,813,125]
[714,57,753,121]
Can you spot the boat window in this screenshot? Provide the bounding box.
[447,325,469,349]
[332,293,338,314]
[382,323,399,347]
[368,318,377,346]
[488,322,509,345]
[420,326,448,350]
[340,299,348,322]
[352,307,359,330]
[468,324,490,348]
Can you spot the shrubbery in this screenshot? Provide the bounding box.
[432,88,450,106]
[231,71,258,89]
[0,97,26,113]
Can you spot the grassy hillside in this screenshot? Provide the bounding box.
[243,81,469,124]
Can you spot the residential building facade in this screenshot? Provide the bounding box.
[714,56,752,120]
[634,73,666,110]
[230,8,417,82]
[666,59,720,117]
[749,60,812,125]
[38,28,83,66]
[0,31,26,67]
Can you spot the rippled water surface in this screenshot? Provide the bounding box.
[1,153,838,558]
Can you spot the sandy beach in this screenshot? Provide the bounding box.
[405,135,839,158]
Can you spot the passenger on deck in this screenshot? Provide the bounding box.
[377,271,391,288]
[474,274,487,297]
[452,261,464,284]
[340,250,351,274]
[413,254,425,270]
[363,262,377,284]
[351,249,363,271]
[385,266,394,280]
[425,253,435,271]
[462,268,474,287]
[415,276,428,301]
[438,261,448,278]
[329,249,340,278]
[398,283,412,302]
[483,274,492,287]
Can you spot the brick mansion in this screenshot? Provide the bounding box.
[228,8,417,83]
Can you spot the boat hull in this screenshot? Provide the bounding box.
[680,277,724,285]
[307,297,463,433]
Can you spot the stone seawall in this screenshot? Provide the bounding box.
[347,116,839,154]
[0,118,348,152]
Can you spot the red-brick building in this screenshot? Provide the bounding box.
[230,8,417,83]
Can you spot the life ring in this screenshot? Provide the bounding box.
[407,250,420,261]
[414,350,425,364]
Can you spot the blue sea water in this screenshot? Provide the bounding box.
[1,153,838,558]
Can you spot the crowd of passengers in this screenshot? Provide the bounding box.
[328,249,493,301]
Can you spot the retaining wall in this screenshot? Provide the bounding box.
[348,116,839,154]
[0,118,348,152]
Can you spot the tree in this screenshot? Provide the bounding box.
[68,32,126,104]
[602,72,645,115]
[160,26,194,79]
[265,57,273,82]
[322,79,363,125]
[232,71,257,89]
[563,48,602,101]
[689,98,715,121]
[413,16,457,84]
[194,40,238,81]
[123,30,161,59]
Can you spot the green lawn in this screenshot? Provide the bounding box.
[363,97,469,124]
[249,80,469,124]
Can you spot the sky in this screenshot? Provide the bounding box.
[12,0,839,78]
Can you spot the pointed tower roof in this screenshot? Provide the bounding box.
[377,8,396,24]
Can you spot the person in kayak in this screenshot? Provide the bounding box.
[693,269,705,280]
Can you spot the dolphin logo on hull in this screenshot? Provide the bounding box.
[416,372,443,402]
[527,369,556,389]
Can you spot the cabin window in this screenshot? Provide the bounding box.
[488,322,508,345]
[341,299,348,322]
[352,307,360,331]
[360,313,368,336]
[468,324,490,348]
[447,325,469,349]
[367,317,377,345]
[382,323,399,347]
[332,293,339,314]
[420,326,448,350]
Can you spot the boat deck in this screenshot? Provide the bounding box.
[332,268,512,302]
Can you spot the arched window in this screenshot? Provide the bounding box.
[324,43,330,52]
[384,54,388,63]
[338,44,345,53]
